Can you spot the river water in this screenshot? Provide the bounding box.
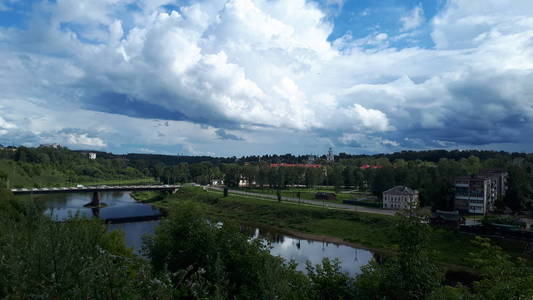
[23,191,161,221]
[20,191,374,275]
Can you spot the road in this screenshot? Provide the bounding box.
[206,186,396,216]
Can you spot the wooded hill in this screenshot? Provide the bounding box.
[1,145,532,213]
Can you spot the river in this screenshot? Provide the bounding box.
[19,191,375,275]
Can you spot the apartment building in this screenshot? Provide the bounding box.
[479,170,508,198]
[454,176,492,214]
[454,170,508,215]
[383,186,419,210]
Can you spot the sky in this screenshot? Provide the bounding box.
[0,0,532,156]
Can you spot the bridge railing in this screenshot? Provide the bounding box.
[10,185,180,194]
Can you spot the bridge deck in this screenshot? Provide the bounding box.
[11,185,180,195]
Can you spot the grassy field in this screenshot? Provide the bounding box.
[234,187,376,204]
[130,190,165,202]
[154,187,530,270]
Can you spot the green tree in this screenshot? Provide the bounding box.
[0,170,7,188]
[306,258,357,299]
[0,195,175,299]
[222,163,241,187]
[330,166,344,192]
[356,216,442,300]
[371,167,395,198]
[305,168,322,188]
[144,201,310,299]
[505,166,531,212]
[468,237,533,300]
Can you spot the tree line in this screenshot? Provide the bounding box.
[219,155,532,213]
[1,146,532,212]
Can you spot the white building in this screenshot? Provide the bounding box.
[41,143,60,149]
[326,147,334,162]
[88,152,97,160]
[211,179,224,185]
[383,186,419,210]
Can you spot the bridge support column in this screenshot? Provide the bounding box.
[84,191,101,208]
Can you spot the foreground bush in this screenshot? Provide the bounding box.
[144,201,313,299]
[0,194,175,299]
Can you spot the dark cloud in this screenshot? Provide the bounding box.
[83,92,188,121]
[215,129,244,141]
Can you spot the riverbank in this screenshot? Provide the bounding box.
[151,187,530,270]
[130,190,164,203]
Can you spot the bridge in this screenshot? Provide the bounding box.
[11,184,180,208]
[10,184,180,195]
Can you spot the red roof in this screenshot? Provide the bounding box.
[360,164,382,170]
[270,163,323,168]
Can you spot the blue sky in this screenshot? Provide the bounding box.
[0,0,533,156]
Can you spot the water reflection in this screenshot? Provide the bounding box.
[108,221,160,255]
[108,222,373,274]
[247,227,373,275]
[19,192,161,221]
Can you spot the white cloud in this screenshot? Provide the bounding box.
[0,116,17,130]
[0,0,533,154]
[400,5,424,32]
[65,133,107,148]
[431,0,533,50]
[381,139,399,147]
[345,104,392,132]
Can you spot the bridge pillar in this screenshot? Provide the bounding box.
[91,207,100,217]
[84,191,101,208]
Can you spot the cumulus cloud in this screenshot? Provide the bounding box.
[0,0,532,154]
[431,0,533,50]
[400,5,424,31]
[64,133,107,148]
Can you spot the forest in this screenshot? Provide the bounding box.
[1,145,532,213]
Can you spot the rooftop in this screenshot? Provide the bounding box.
[383,186,418,195]
[269,163,322,168]
[455,175,492,181]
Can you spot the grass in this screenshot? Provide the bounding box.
[235,187,375,204]
[155,187,531,270]
[130,190,165,203]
